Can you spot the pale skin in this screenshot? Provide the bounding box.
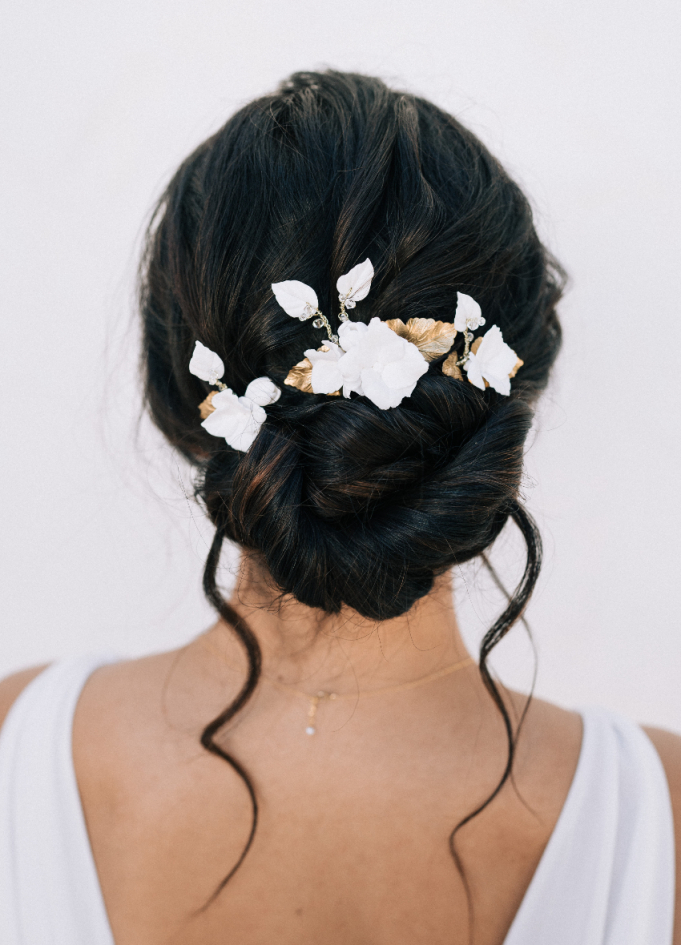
[1,561,680,944]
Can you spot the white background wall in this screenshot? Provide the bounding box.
[1,0,680,727]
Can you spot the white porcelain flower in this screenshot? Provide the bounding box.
[464,325,519,396]
[201,377,280,451]
[337,319,368,349]
[189,340,225,385]
[271,280,319,319]
[243,376,281,407]
[305,343,344,395]
[337,317,428,409]
[336,259,374,309]
[454,293,486,333]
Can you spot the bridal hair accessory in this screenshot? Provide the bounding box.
[442,295,523,397]
[188,263,523,446]
[274,260,522,408]
[189,341,280,451]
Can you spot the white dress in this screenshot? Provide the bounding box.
[0,656,675,944]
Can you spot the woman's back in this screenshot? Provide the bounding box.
[0,634,678,944]
[72,647,579,945]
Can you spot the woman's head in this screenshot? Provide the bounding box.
[141,69,563,622]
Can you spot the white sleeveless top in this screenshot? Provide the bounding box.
[0,655,675,944]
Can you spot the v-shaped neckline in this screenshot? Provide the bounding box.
[61,656,590,945]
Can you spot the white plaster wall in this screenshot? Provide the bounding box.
[1,0,679,726]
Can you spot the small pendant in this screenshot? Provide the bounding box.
[304,691,337,735]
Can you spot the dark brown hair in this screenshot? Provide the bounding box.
[140,69,564,902]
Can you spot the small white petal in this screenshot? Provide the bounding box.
[337,350,363,397]
[476,326,518,374]
[486,373,512,396]
[311,360,344,394]
[200,410,235,438]
[244,376,281,407]
[381,351,428,391]
[336,259,374,303]
[201,387,268,451]
[454,293,484,333]
[303,343,344,393]
[342,375,361,398]
[201,391,244,436]
[464,326,518,396]
[363,318,403,363]
[238,400,267,425]
[338,320,368,350]
[206,387,241,413]
[360,369,400,409]
[271,280,319,319]
[464,352,487,391]
[189,340,225,384]
[305,342,342,365]
[226,411,262,451]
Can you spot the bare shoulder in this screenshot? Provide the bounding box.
[0,665,50,732]
[644,724,681,789]
[73,650,193,752]
[72,643,243,796]
[495,689,583,827]
[507,689,583,775]
[642,725,681,826]
[643,726,681,944]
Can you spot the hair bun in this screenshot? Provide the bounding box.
[202,375,532,620]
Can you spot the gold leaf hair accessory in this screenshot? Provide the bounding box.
[189,341,280,451]
[385,317,457,361]
[441,294,523,395]
[272,266,523,408]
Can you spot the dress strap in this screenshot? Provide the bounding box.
[504,707,675,944]
[0,655,117,945]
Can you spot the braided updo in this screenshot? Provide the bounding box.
[140,69,564,897]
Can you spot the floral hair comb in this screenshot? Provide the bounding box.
[274,259,522,407]
[188,342,280,451]
[188,259,522,451]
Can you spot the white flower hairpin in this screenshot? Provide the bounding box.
[463,326,522,396]
[271,259,377,345]
[188,270,523,439]
[189,341,280,451]
[442,294,523,394]
[336,258,374,318]
[273,262,523,408]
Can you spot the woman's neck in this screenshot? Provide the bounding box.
[204,557,472,696]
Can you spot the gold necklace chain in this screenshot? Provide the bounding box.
[265,656,476,735]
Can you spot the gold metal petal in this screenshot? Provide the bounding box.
[285,357,314,393]
[442,353,463,380]
[386,317,457,361]
[471,339,523,379]
[385,317,408,337]
[199,391,218,419]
